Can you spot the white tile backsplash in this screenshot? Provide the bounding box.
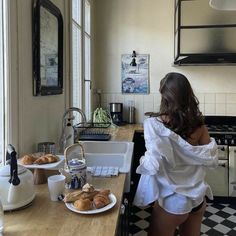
[204,103,216,115]
[153,93,161,104]
[143,102,154,114]
[143,94,154,103]
[216,93,226,104]
[199,103,205,114]
[215,104,226,115]
[226,94,236,104]
[226,104,236,115]
[196,93,204,103]
[204,93,215,103]
[114,94,125,103]
[101,92,236,123]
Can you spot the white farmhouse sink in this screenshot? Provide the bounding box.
[81,141,132,155]
[80,141,134,192]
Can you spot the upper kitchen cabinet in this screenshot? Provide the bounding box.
[174,0,236,65]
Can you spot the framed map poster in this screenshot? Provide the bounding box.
[121,54,149,94]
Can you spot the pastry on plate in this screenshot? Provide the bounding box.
[93,190,111,209]
[21,154,36,165]
[33,154,58,165]
[74,198,93,211]
[98,189,110,196]
[80,190,99,201]
[63,190,83,203]
[82,183,95,193]
[63,189,99,203]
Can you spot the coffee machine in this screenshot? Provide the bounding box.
[110,103,123,125]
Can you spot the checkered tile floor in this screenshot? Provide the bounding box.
[129,203,236,236]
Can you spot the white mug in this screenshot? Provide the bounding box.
[47,175,65,201]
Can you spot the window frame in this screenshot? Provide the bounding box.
[0,0,9,165]
[70,0,92,121]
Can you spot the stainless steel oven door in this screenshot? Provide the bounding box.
[205,145,229,197]
[229,146,236,197]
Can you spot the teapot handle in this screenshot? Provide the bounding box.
[64,142,85,169]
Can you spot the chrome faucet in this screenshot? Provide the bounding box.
[59,107,87,153]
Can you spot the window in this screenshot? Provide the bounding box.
[71,0,91,122]
[0,0,7,165]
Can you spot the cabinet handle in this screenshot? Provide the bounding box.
[120,204,125,215]
[124,198,129,206]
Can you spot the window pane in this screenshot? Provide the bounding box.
[84,35,91,120]
[72,23,82,109]
[72,0,81,25]
[85,0,90,35]
[84,81,91,120]
[85,35,91,82]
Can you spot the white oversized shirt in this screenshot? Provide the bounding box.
[133,117,218,214]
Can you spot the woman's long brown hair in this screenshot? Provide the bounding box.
[158,72,204,139]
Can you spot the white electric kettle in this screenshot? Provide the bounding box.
[0,144,35,211]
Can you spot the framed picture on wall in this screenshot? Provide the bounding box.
[33,0,63,96]
[121,54,149,94]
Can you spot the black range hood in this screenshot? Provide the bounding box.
[174,0,236,66]
[174,53,236,66]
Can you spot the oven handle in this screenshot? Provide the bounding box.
[230,182,236,191]
[218,160,228,168]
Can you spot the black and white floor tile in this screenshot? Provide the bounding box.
[129,203,236,236]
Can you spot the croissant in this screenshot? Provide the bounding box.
[21,155,36,165]
[79,190,99,201]
[93,192,111,209]
[63,190,83,203]
[34,154,58,165]
[98,189,110,196]
[63,190,99,203]
[74,199,93,211]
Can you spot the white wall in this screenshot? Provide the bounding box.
[9,0,70,155]
[93,0,236,123]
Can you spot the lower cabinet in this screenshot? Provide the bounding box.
[117,193,130,236]
[117,131,146,236]
[130,131,146,202]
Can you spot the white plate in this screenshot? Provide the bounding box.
[18,155,64,169]
[65,193,117,214]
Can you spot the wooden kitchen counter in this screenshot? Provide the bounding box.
[4,124,143,236]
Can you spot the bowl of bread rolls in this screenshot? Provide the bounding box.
[64,183,117,214]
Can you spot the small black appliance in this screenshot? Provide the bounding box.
[110,103,123,125]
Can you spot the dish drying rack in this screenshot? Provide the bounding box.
[74,122,111,141]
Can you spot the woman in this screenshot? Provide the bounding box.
[133,72,218,236]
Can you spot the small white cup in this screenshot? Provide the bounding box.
[47,175,65,201]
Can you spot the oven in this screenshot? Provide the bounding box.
[205,116,236,198]
[229,147,236,196]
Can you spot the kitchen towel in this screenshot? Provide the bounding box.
[87,166,119,177]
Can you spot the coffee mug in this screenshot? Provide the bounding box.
[47,175,65,201]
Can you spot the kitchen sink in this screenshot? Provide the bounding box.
[81,141,133,155]
[81,141,134,172]
[80,141,134,192]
